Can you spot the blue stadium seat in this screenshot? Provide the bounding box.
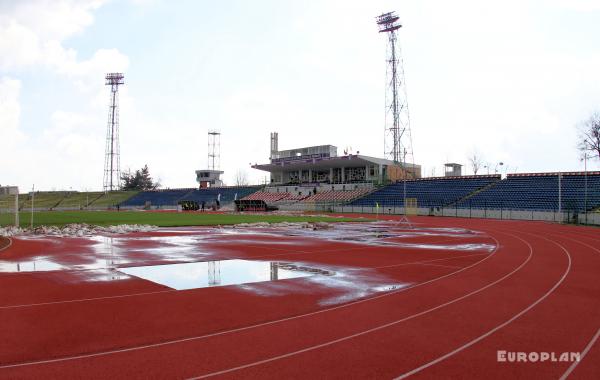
[349,176,500,208]
[457,173,600,212]
[120,187,261,207]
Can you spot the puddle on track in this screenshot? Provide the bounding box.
[0,259,64,272]
[119,260,333,290]
[236,265,411,306]
[0,221,493,299]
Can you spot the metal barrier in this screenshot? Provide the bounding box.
[278,202,600,226]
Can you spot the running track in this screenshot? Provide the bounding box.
[0,217,598,379]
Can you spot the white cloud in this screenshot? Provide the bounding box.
[0,0,105,69]
[0,76,23,145]
[0,76,36,191]
[0,0,132,190]
[0,76,26,187]
[551,0,600,12]
[0,0,102,40]
[0,0,128,91]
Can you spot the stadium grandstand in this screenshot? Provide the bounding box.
[242,191,308,203]
[240,132,422,210]
[2,128,598,221]
[350,175,500,208]
[4,172,597,218]
[227,133,600,222]
[120,186,261,209]
[347,172,600,213]
[456,172,600,212]
[251,133,421,186]
[239,188,371,206]
[303,188,372,203]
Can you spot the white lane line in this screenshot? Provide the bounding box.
[0,289,175,310]
[553,231,600,254]
[559,327,600,380]
[547,232,600,380]
[372,252,487,270]
[523,228,600,379]
[0,233,500,369]
[187,231,528,379]
[410,262,463,269]
[393,232,571,379]
[0,237,12,252]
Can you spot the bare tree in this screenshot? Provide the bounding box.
[234,169,249,186]
[579,112,600,161]
[468,150,484,175]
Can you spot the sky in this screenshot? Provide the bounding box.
[1,0,600,191]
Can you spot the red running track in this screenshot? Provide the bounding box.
[0,216,598,379]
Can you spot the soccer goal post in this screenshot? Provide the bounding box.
[405,198,418,216]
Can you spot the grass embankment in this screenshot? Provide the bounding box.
[0,210,363,228]
[0,191,138,211]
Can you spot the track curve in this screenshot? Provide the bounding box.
[0,218,598,379]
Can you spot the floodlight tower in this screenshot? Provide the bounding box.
[208,130,221,170]
[103,73,125,192]
[376,11,414,170]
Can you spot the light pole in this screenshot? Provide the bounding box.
[402,148,407,214]
[30,184,34,229]
[584,153,588,224]
[581,150,591,224]
[494,162,504,174]
[558,171,563,218]
[582,139,593,224]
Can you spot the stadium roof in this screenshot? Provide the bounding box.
[251,154,420,172]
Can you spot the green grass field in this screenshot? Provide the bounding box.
[0,210,364,228]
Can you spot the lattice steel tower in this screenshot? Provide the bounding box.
[376,12,414,169]
[207,130,221,170]
[103,73,124,192]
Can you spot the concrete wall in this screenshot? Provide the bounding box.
[277,202,600,226]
